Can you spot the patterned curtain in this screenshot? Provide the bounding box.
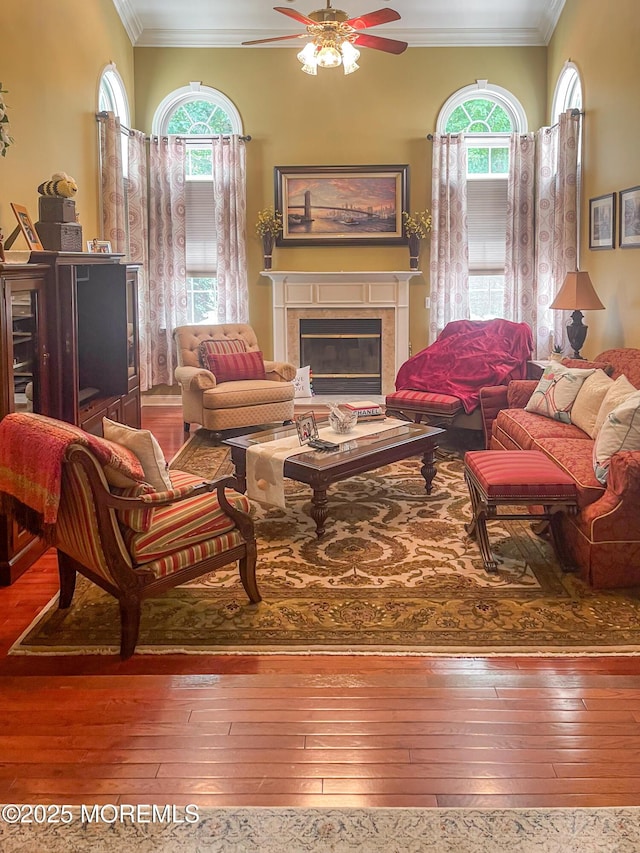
[504,133,536,341]
[99,112,126,252]
[429,135,469,343]
[534,110,580,357]
[147,138,189,387]
[212,135,248,323]
[127,130,151,391]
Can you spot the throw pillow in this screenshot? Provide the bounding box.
[570,370,614,438]
[198,338,246,369]
[593,374,638,437]
[201,349,267,383]
[293,365,313,398]
[524,364,596,423]
[593,390,640,484]
[102,418,172,491]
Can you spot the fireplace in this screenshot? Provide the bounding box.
[300,318,382,394]
[261,270,422,395]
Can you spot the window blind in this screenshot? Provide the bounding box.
[467,178,508,272]
[185,180,217,274]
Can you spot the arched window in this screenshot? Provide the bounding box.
[436,81,527,320]
[152,84,243,323]
[99,65,130,175]
[551,61,582,124]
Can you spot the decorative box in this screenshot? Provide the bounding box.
[38,197,77,223]
[35,221,83,252]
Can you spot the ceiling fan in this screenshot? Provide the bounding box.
[242,2,408,75]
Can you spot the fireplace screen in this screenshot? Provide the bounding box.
[299,318,382,394]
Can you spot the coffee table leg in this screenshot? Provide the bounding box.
[230,448,247,493]
[310,489,329,538]
[420,448,437,494]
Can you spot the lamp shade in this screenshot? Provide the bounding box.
[550,271,605,311]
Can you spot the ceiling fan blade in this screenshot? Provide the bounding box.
[353,32,408,54]
[242,33,306,46]
[346,8,401,30]
[273,6,316,26]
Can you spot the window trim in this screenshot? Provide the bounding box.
[436,79,528,135]
[551,61,583,124]
[152,82,243,136]
[98,64,130,128]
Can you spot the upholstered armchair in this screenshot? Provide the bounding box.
[0,413,261,659]
[174,323,296,435]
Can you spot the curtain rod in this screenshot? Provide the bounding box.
[95,112,251,142]
[426,109,583,141]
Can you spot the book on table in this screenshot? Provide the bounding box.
[344,400,383,417]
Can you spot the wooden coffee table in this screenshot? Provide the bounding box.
[225,421,444,538]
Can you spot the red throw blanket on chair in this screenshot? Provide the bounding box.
[395,319,533,414]
[0,412,145,527]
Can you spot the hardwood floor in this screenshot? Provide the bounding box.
[1,406,640,808]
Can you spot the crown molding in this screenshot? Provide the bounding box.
[111,0,143,45]
[539,0,568,44]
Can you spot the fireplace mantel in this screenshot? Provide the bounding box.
[261,270,421,394]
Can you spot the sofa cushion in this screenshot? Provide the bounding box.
[493,408,589,451]
[202,379,295,410]
[594,390,640,484]
[525,364,595,423]
[593,374,638,436]
[202,349,267,383]
[102,418,172,491]
[561,358,613,374]
[534,438,605,509]
[123,469,250,562]
[570,370,614,438]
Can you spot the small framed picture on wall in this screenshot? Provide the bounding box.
[619,186,640,249]
[589,193,615,250]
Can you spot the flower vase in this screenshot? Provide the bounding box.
[262,234,274,270]
[408,234,420,270]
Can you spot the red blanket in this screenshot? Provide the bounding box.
[395,319,533,414]
[0,413,146,525]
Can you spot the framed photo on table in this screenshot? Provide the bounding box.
[10,203,44,251]
[589,193,615,250]
[619,185,640,249]
[274,164,408,246]
[295,412,318,445]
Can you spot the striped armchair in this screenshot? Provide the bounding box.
[53,443,260,658]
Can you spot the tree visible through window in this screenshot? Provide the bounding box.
[153,85,242,323]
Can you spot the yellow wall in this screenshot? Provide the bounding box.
[0,0,134,248]
[134,45,547,356]
[549,0,640,354]
[2,0,637,365]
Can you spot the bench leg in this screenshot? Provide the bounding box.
[547,508,577,572]
[464,473,498,573]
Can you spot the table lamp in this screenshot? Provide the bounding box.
[549,270,605,359]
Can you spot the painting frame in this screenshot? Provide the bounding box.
[589,192,616,250]
[10,203,44,251]
[619,185,640,249]
[274,164,409,246]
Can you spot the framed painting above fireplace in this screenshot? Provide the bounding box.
[274,164,408,246]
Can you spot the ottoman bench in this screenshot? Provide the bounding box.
[385,389,463,427]
[463,450,578,574]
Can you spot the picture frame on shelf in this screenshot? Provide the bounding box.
[274,164,408,246]
[619,186,640,249]
[10,203,44,251]
[589,193,615,250]
[87,239,113,254]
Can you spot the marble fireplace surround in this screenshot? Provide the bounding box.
[261,271,421,395]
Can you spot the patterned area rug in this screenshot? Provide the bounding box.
[1,806,639,852]
[11,429,640,655]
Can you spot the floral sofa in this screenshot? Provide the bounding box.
[479,349,640,589]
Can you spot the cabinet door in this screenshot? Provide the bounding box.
[5,277,51,416]
[126,267,140,393]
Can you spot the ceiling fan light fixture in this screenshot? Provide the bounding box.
[316,42,342,68]
[297,41,319,74]
[340,39,360,74]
